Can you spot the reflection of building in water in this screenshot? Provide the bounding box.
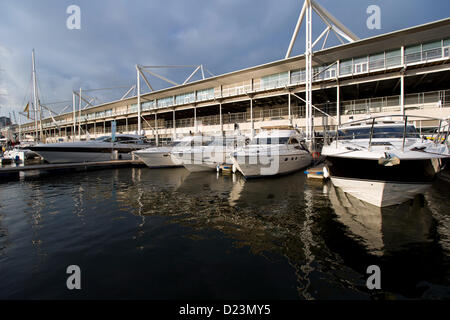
[328,185,433,257]
[129,170,346,299]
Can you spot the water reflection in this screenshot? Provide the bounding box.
[123,170,369,298]
[0,167,448,299]
[328,185,433,257]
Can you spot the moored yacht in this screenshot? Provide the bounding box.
[171,134,249,172]
[133,140,186,168]
[230,128,312,178]
[169,135,215,172]
[28,134,151,163]
[3,146,39,161]
[321,115,450,207]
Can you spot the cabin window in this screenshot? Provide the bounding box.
[338,125,420,140]
[251,137,289,145]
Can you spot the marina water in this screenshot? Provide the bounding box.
[0,168,449,299]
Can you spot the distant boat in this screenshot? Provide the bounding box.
[169,135,214,172]
[28,134,151,163]
[230,128,312,178]
[3,146,39,161]
[321,115,450,207]
[133,138,187,168]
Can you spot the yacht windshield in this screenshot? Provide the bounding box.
[208,138,237,147]
[250,137,290,145]
[177,138,210,147]
[338,126,420,140]
[95,136,112,142]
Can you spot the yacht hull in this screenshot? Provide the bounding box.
[325,157,440,207]
[135,151,182,168]
[29,149,133,163]
[326,156,441,183]
[232,153,312,178]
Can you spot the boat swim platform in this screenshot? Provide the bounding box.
[0,160,145,182]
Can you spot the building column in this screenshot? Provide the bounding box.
[103,120,106,134]
[155,113,159,145]
[250,97,254,137]
[400,74,405,115]
[219,102,223,134]
[172,109,176,140]
[337,83,341,126]
[125,117,128,133]
[194,106,197,133]
[288,93,292,124]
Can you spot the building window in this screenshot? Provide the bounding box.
[261,72,289,89]
[196,88,214,101]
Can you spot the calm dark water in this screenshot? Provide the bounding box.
[0,167,449,299]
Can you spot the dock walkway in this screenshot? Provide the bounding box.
[0,160,144,182]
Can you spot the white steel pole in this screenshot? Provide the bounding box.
[32,49,39,141]
[400,75,405,115]
[72,92,76,142]
[286,0,308,59]
[136,65,142,134]
[250,98,254,138]
[78,88,82,140]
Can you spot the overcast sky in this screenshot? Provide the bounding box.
[1,0,449,122]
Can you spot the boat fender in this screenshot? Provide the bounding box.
[216,165,220,172]
[232,164,237,173]
[323,166,329,179]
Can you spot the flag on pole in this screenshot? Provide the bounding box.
[24,102,30,119]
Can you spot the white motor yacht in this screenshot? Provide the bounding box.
[169,135,215,172]
[230,128,312,178]
[28,134,151,164]
[321,115,450,207]
[3,146,39,161]
[171,134,249,172]
[133,138,191,168]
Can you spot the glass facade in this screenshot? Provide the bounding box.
[31,36,450,129]
[261,72,289,90]
[157,96,174,108]
[175,92,195,105]
[196,88,214,101]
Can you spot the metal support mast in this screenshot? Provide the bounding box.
[285,0,358,146]
[305,1,312,142]
[31,49,41,141]
[136,65,141,134]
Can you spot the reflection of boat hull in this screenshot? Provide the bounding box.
[231,154,312,178]
[328,184,433,256]
[183,162,217,172]
[331,177,431,207]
